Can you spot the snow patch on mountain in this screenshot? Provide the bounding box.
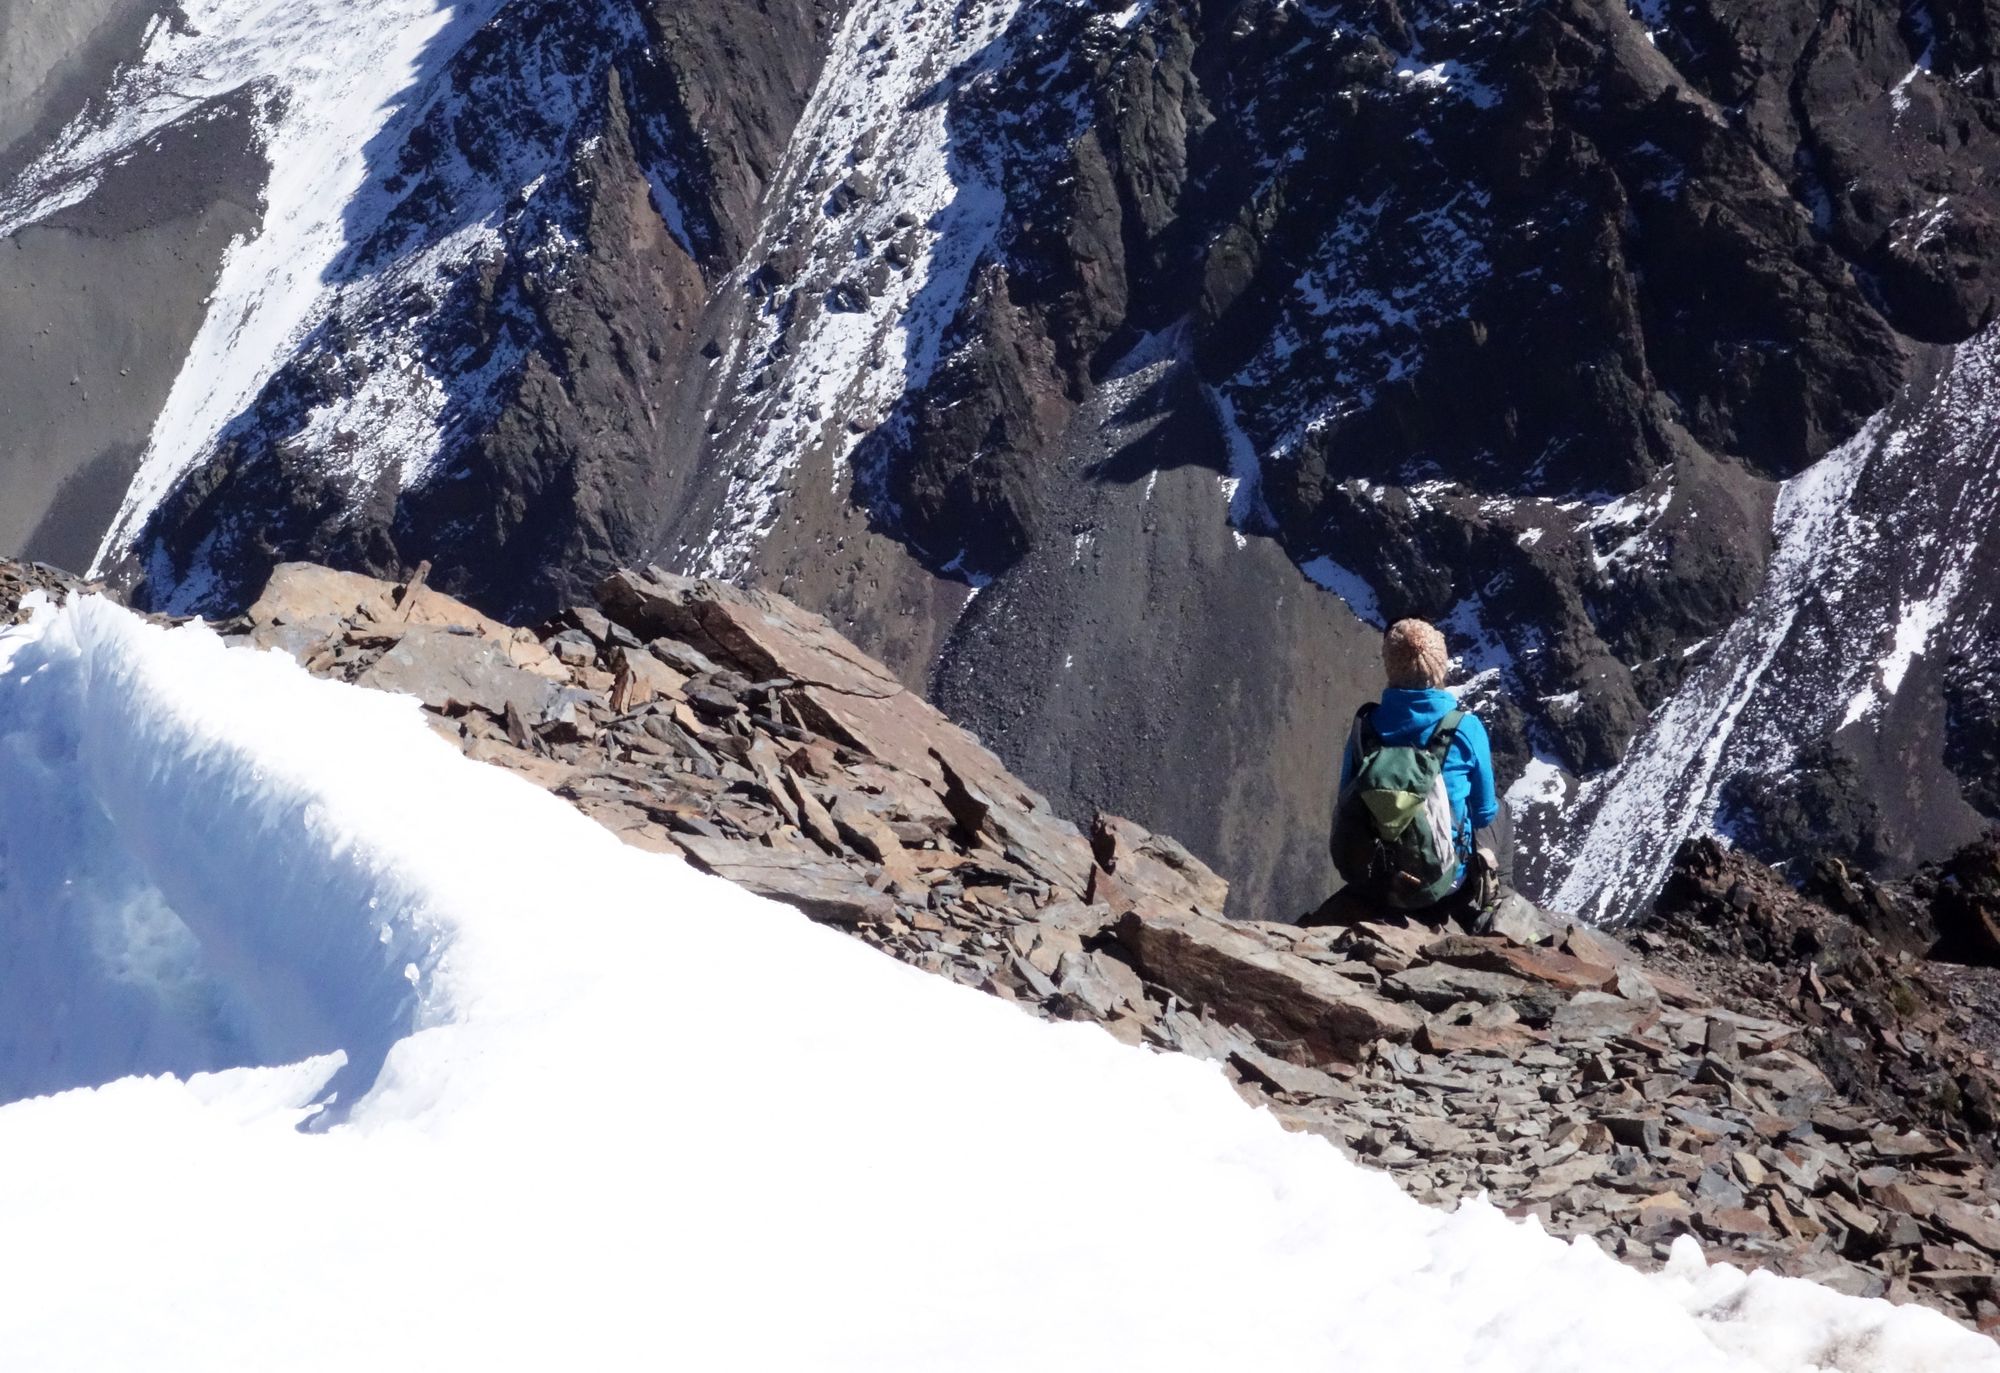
[1580,479,1675,576]
[1301,554,1386,627]
[691,0,1035,577]
[1207,381,1279,535]
[1226,187,1495,465]
[1843,590,1952,728]
[0,0,515,570]
[1544,328,2000,919]
[1507,754,1571,809]
[1393,56,1502,108]
[1442,591,1516,689]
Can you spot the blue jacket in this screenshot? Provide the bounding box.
[1339,688,1499,878]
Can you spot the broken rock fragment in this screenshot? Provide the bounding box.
[1112,904,1420,1063]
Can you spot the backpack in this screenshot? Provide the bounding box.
[1329,704,1466,909]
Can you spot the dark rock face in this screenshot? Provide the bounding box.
[1945,615,2000,820]
[1926,833,2000,962]
[99,0,839,622]
[9,0,2000,916]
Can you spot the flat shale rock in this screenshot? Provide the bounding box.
[1228,1043,1352,1099]
[1482,895,1561,947]
[245,562,399,630]
[1112,904,1421,1062]
[1551,991,1664,1039]
[356,628,560,720]
[599,567,1095,898]
[598,567,901,701]
[1421,935,1618,993]
[1386,963,1540,1010]
[1415,1020,1541,1057]
[1092,812,1230,915]
[670,833,897,927]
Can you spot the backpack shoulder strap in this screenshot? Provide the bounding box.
[1350,702,1384,754]
[1424,709,1466,764]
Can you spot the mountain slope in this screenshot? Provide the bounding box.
[1537,331,2000,916]
[3,0,1997,917]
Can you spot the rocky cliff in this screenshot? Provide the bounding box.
[4,0,1999,918]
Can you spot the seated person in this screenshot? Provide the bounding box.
[1313,617,1511,925]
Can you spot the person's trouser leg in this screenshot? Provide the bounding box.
[1475,806,1515,891]
[1310,807,1517,928]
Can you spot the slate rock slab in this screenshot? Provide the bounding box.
[1113,904,1420,1062]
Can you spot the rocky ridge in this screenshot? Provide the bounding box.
[0,559,87,624]
[19,556,1990,1334]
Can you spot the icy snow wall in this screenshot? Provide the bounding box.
[0,596,1993,1372]
[0,595,431,1105]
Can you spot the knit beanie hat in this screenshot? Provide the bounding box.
[1383,618,1450,689]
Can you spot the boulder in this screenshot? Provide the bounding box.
[1482,894,1561,946]
[1420,935,1618,992]
[1633,1191,1695,1225]
[1090,812,1230,915]
[245,562,397,630]
[1552,991,1663,1040]
[610,647,688,711]
[830,794,917,883]
[1402,1117,1474,1154]
[933,751,1094,897]
[783,774,845,856]
[1385,963,1539,1010]
[598,567,903,700]
[1415,1020,1540,1057]
[356,627,560,720]
[1054,950,1148,1020]
[1033,898,1119,941]
[1562,924,1637,968]
[1355,921,1437,963]
[1112,904,1420,1062]
[1934,1199,2000,1254]
[1227,1044,1351,1099]
[671,833,897,926]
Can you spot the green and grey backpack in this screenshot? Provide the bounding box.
[1329,704,1465,909]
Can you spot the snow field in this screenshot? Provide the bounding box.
[0,0,529,573]
[1545,411,1882,919]
[694,0,1028,577]
[0,596,1994,1371]
[1548,324,2000,918]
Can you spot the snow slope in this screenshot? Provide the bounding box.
[0,0,667,590]
[1543,328,2000,918]
[693,0,1032,577]
[0,0,515,570]
[0,597,1994,1370]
